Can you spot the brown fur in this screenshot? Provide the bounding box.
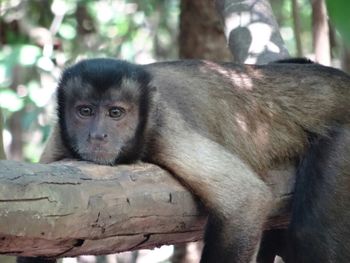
[146,61,350,171]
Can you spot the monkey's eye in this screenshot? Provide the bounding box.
[77,106,94,117]
[108,107,125,119]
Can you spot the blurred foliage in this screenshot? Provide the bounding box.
[271,0,312,55]
[326,0,350,45]
[0,0,179,162]
[0,108,5,159]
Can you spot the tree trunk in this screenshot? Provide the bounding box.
[311,0,331,65]
[342,45,350,74]
[215,0,289,64]
[179,0,232,61]
[292,0,303,57]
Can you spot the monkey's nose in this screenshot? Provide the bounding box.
[89,132,108,141]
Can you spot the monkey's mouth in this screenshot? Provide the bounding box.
[78,147,118,165]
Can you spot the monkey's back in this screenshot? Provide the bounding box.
[145,60,350,170]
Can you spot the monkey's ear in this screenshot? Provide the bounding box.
[39,123,71,164]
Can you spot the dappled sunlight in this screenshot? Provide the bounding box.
[234,112,270,150]
[224,11,252,33]
[195,60,303,169]
[197,61,288,168]
[245,22,278,64]
[201,60,254,90]
[225,11,279,63]
[234,113,249,133]
[247,23,273,54]
[231,111,290,172]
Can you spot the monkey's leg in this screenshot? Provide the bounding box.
[257,229,288,263]
[155,131,273,263]
[288,126,350,263]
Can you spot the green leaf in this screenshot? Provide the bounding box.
[326,0,350,44]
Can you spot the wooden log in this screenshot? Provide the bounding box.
[0,160,294,257]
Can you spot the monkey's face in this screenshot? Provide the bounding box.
[57,59,151,165]
[64,96,140,165]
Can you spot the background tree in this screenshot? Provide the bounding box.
[0,109,6,160]
[179,0,231,60]
[215,0,289,63]
[311,0,331,65]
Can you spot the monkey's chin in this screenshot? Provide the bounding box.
[79,152,117,166]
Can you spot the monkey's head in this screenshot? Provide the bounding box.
[57,58,151,165]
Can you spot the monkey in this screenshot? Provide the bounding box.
[18,58,350,263]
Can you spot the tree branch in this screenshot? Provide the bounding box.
[0,160,294,257]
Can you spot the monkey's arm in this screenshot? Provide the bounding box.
[153,128,274,263]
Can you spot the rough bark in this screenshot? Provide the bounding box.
[0,160,294,258]
[215,0,289,64]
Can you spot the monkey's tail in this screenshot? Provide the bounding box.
[287,126,350,263]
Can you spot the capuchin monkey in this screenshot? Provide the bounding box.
[18,58,350,263]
